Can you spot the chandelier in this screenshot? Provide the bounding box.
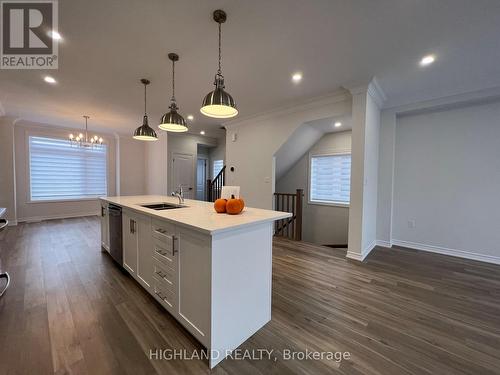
[69,115,103,148]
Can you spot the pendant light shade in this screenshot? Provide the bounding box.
[133,79,158,141]
[159,53,188,132]
[200,9,238,119]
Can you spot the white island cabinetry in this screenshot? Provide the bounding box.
[100,195,291,368]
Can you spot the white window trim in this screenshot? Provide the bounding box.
[25,130,110,203]
[307,149,351,208]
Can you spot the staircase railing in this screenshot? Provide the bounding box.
[206,166,226,202]
[274,189,303,241]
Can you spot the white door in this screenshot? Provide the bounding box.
[196,158,207,201]
[172,153,194,199]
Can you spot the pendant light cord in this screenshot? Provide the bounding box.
[217,22,222,77]
[171,59,176,103]
[144,82,147,115]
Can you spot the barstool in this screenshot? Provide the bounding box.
[0,218,10,297]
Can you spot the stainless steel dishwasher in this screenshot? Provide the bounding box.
[108,204,123,266]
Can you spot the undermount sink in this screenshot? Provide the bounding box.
[139,203,185,210]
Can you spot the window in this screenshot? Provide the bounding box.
[29,136,107,201]
[309,153,351,205]
[213,159,224,178]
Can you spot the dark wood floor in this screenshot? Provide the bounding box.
[1,217,499,375]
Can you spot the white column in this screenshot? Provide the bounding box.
[346,79,385,261]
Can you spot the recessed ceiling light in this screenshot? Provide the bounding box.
[48,30,62,40]
[334,122,342,128]
[44,76,56,84]
[420,54,435,66]
[292,72,302,83]
[200,130,205,135]
[187,115,194,121]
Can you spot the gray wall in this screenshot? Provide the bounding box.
[392,100,500,261]
[276,131,351,245]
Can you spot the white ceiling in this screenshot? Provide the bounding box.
[1,0,499,138]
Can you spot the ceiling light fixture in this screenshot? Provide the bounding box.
[48,30,62,40]
[200,131,205,135]
[187,115,194,121]
[69,116,103,148]
[334,122,342,128]
[420,54,435,66]
[292,72,302,83]
[159,53,188,132]
[200,9,238,119]
[133,79,158,141]
[44,76,56,84]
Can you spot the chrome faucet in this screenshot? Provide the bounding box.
[171,185,184,204]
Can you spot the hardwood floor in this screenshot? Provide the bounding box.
[1,217,499,374]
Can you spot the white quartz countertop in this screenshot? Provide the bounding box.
[100,195,292,235]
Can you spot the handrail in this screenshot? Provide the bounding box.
[206,166,226,202]
[274,189,303,241]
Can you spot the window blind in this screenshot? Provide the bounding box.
[29,136,107,201]
[213,159,224,178]
[310,154,351,204]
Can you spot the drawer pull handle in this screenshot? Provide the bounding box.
[154,228,167,235]
[155,290,169,303]
[155,271,173,284]
[155,248,168,257]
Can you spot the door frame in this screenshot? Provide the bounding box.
[196,156,208,201]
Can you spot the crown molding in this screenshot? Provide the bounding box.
[385,85,500,116]
[224,88,350,130]
[344,77,386,108]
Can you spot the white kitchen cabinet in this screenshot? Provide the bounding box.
[177,228,211,345]
[100,201,110,252]
[122,210,137,274]
[136,214,152,290]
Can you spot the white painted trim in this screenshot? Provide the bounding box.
[375,240,392,248]
[17,211,99,223]
[346,240,376,262]
[391,239,500,265]
[385,85,500,113]
[224,89,350,129]
[7,220,18,226]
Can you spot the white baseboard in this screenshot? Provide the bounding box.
[18,211,99,223]
[7,219,18,226]
[391,239,500,265]
[376,240,392,248]
[346,240,376,262]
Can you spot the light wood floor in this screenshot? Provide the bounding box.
[1,217,499,375]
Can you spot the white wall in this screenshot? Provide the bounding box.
[0,117,16,222]
[145,131,168,195]
[276,131,351,245]
[346,81,383,261]
[208,139,226,180]
[118,135,146,195]
[392,100,500,263]
[225,91,352,209]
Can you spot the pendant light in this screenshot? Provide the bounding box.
[200,9,238,119]
[159,53,188,132]
[133,79,158,141]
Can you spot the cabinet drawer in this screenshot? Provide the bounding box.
[152,219,176,240]
[152,259,175,291]
[152,278,175,309]
[152,237,177,268]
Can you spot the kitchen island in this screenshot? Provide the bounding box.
[99,195,291,368]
